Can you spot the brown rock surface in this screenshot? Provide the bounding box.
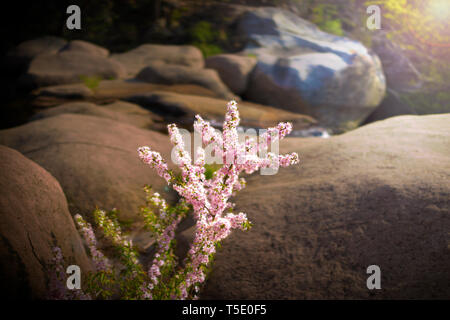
[31,101,159,129]
[32,80,219,108]
[0,114,177,223]
[5,36,67,72]
[205,54,257,95]
[0,145,92,299]
[60,40,109,57]
[136,62,236,100]
[125,91,317,129]
[111,44,204,77]
[201,114,450,299]
[20,51,127,88]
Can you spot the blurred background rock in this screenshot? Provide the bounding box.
[1,0,449,129]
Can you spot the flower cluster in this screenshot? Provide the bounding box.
[138,100,299,299]
[47,246,91,300]
[75,214,112,272]
[48,100,299,300]
[139,189,189,299]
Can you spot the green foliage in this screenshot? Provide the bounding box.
[321,19,344,36]
[367,0,450,112]
[188,21,224,57]
[170,8,184,24]
[241,219,253,231]
[87,207,147,300]
[85,269,115,300]
[189,21,216,44]
[139,185,191,299]
[204,164,221,180]
[80,186,192,300]
[368,0,449,46]
[310,4,344,36]
[399,90,450,115]
[79,75,102,91]
[193,43,223,58]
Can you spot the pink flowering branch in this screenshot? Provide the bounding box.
[138,100,299,299]
[75,214,112,272]
[47,100,299,300]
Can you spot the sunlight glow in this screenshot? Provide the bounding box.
[427,0,450,21]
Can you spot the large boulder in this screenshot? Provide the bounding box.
[136,62,236,100]
[205,54,257,95]
[124,91,316,129]
[20,51,127,88]
[236,7,386,131]
[111,44,204,77]
[60,40,109,57]
[31,101,159,129]
[201,113,450,299]
[0,114,176,223]
[0,145,92,299]
[5,36,67,73]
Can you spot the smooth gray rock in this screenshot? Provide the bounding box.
[237,7,386,131]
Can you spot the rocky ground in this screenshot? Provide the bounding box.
[0,6,449,299]
[200,114,450,299]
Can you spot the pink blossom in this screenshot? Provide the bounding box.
[138,100,299,299]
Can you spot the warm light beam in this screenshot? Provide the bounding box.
[427,0,450,21]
